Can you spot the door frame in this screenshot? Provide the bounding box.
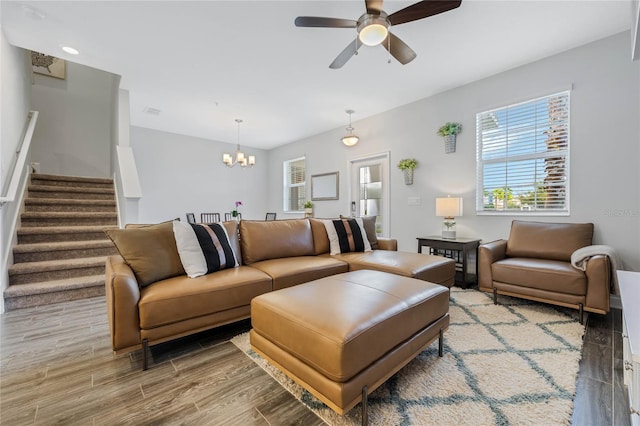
[348,151,390,237]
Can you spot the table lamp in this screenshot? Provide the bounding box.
[435,196,463,239]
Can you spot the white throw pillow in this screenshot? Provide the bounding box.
[323,218,372,255]
[173,221,238,278]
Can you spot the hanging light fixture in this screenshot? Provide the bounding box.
[222,119,255,168]
[341,109,359,147]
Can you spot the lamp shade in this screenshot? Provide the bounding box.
[435,197,463,218]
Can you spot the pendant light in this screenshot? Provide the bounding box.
[222,119,255,168]
[341,109,359,147]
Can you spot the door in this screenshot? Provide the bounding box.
[349,152,390,237]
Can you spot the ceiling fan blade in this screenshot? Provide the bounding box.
[329,39,361,69]
[365,0,383,15]
[382,32,417,65]
[388,0,461,26]
[295,16,357,28]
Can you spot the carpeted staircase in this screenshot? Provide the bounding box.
[4,174,118,310]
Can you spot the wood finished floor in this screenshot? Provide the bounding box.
[0,296,630,425]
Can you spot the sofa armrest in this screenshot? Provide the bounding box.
[584,254,611,313]
[105,255,142,354]
[478,239,508,289]
[377,238,397,251]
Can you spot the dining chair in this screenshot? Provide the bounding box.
[201,213,221,223]
[224,212,241,221]
[186,213,196,224]
[265,212,277,221]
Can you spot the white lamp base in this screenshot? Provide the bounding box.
[442,230,456,239]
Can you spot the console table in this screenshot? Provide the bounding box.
[619,270,640,426]
[417,236,481,288]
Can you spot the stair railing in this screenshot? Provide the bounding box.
[0,110,39,207]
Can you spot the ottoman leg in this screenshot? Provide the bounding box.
[362,385,368,426]
[438,328,444,357]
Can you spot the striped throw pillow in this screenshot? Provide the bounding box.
[173,221,239,278]
[323,218,372,255]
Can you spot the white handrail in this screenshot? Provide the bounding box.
[0,111,39,207]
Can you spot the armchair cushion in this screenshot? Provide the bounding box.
[505,221,593,261]
[492,258,587,296]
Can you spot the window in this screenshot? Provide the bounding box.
[283,157,306,212]
[476,90,570,215]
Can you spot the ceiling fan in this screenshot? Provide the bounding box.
[295,0,462,69]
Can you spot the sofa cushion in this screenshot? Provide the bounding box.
[360,216,379,250]
[173,221,238,278]
[105,221,185,287]
[311,217,379,254]
[506,221,593,262]
[333,250,456,287]
[240,219,315,265]
[324,218,371,255]
[492,258,587,296]
[249,256,349,290]
[138,266,272,329]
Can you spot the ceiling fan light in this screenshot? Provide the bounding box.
[359,23,388,46]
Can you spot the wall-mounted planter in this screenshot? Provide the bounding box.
[444,134,457,154]
[404,169,414,185]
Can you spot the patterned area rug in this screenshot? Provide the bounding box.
[231,288,585,425]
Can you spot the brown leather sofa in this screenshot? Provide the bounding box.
[478,220,610,323]
[105,218,455,369]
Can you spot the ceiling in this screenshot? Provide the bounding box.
[1,1,632,150]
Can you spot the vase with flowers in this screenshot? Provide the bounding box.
[232,201,242,220]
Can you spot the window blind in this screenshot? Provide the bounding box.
[283,157,306,212]
[476,91,570,214]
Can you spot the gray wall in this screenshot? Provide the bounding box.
[30,61,115,178]
[267,32,640,271]
[1,33,33,312]
[130,126,269,224]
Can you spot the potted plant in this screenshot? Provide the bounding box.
[232,201,242,219]
[397,158,418,185]
[303,201,313,215]
[437,122,462,154]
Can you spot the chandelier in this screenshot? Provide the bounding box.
[222,119,255,168]
[341,109,359,147]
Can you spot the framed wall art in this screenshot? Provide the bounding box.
[31,51,66,79]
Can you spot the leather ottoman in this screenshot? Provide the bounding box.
[249,270,450,422]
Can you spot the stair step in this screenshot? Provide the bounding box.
[24,198,116,213]
[21,211,117,227]
[13,240,117,263]
[3,275,105,311]
[28,185,115,200]
[31,173,113,189]
[8,256,107,285]
[17,225,117,244]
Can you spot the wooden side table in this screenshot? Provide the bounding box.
[417,236,481,288]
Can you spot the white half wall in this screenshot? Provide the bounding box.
[267,31,640,271]
[30,60,114,178]
[130,126,269,224]
[0,33,32,313]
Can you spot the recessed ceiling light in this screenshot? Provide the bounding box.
[61,46,79,55]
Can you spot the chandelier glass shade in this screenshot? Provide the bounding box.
[223,119,255,168]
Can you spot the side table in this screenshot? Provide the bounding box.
[417,236,481,288]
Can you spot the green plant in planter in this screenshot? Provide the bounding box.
[397,158,418,170]
[437,122,462,137]
[303,201,313,209]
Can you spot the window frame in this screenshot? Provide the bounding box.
[476,90,571,216]
[283,156,306,213]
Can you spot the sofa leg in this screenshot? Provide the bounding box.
[361,385,368,426]
[579,304,584,325]
[438,328,444,357]
[142,339,149,371]
[493,288,498,305]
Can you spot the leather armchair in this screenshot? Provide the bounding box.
[478,221,610,323]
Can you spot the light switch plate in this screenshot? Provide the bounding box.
[408,197,421,206]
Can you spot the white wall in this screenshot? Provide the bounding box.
[30,60,114,178]
[267,32,640,271]
[130,126,269,224]
[0,33,32,313]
